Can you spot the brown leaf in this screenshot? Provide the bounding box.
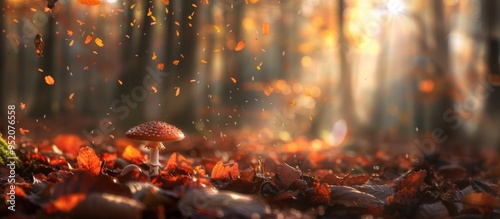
[462,192,500,216]
[68,193,143,219]
[307,183,331,205]
[390,187,420,207]
[397,170,427,190]
[76,147,101,176]
[166,152,194,174]
[211,161,240,180]
[277,163,301,189]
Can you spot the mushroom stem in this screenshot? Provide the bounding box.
[147,142,164,176]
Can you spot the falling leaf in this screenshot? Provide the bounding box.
[173,60,180,65]
[45,75,55,85]
[118,80,123,85]
[84,34,93,44]
[19,128,30,135]
[214,25,220,33]
[34,34,44,57]
[290,101,296,107]
[211,161,240,180]
[166,152,194,174]
[235,41,246,51]
[157,63,164,70]
[95,38,104,47]
[151,52,157,61]
[249,0,259,3]
[201,59,208,64]
[69,93,75,100]
[151,86,157,93]
[175,87,180,96]
[76,146,101,176]
[20,102,26,110]
[264,86,274,96]
[38,68,44,72]
[69,40,74,46]
[77,0,101,5]
[191,3,197,7]
[309,115,313,121]
[231,77,237,83]
[262,22,270,35]
[162,0,169,5]
[122,145,146,164]
[67,30,73,36]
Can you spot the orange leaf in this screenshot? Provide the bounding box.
[77,0,101,5]
[20,102,26,110]
[162,0,169,5]
[19,128,30,135]
[69,93,75,100]
[67,30,73,36]
[166,152,194,174]
[54,134,84,159]
[234,41,246,51]
[249,0,259,3]
[230,77,237,83]
[122,145,146,164]
[95,37,104,47]
[84,34,92,44]
[45,75,55,85]
[211,161,239,180]
[76,147,101,176]
[262,22,270,35]
[173,59,180,65]
[175,87,180,96]
[157,63,164,70]
[47,193,86,213]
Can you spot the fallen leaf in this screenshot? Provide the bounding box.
[166,152,194,174]
[76,147,101,176]
[330,186,384,207]
[211,161,240,180]
[235,41,246,51]
[277,163,301,189]
[397,170,427,190]
[122,145,146,164]
[45,193,86,213]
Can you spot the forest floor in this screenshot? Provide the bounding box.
[1,130,500,219]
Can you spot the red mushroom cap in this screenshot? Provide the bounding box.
[125,121,185,142]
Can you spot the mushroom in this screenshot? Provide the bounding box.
[125,121,185,176]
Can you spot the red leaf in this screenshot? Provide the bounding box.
[76,147,101,176]
[166,152,194,174]
[45,193,86,213]
[397,170,427,190]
